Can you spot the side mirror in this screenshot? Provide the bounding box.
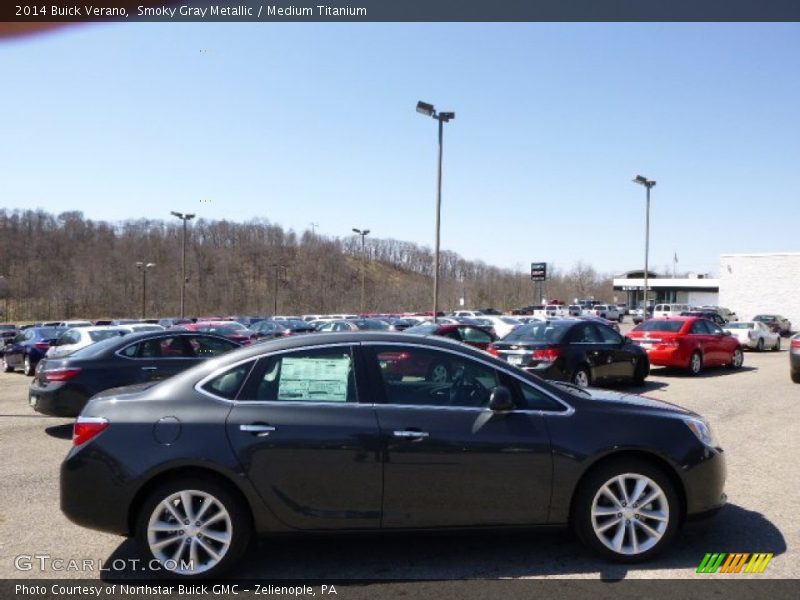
[488,385,515,412]
[623,336,632,345]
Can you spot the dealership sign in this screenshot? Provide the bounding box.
[530,262,547,281]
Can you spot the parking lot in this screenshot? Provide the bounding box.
[0,332,798,581]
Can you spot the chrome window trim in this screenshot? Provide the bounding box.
[361,340,574,416]
[195,342,357,404]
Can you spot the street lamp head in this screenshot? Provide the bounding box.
[135,261,144,268]
[633,175,656,188]
[170,211,182,218]
[171,211,196,221]
[363,229,370,236]
[146,263,156,268]
[352,228,361,234]
[439,111,455,122]
[416,101,435,117]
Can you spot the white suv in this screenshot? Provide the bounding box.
[653,304,691,319]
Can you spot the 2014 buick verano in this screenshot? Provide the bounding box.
[61,332,726,579]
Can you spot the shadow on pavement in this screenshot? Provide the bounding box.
[651,366,757,379]
[45,423,73,439]
[101,503,784,581]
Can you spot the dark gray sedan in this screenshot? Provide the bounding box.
[61,332,726,578]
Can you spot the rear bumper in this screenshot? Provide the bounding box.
[641,347,690,369]
[29,383,89,418]
[61,445,134,536]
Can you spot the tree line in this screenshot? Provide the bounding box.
[0,209,615,321]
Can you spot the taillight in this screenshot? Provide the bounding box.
[73,416,108,446]
[791,338,800,349]
[45,368,82,382]
[486,345,499,357]
[660,339,680,348]
[533,347,562,362]
[34,342,51,351]
[282,330,293,336]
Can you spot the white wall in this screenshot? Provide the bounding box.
[687,291,720,307]
[719,253,800,328]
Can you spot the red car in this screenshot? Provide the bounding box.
[182,320,258,345]
[377,323,497,382]
[628,316,743,375]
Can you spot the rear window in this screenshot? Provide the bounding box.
[37,327,63,339]
[68,335,122,358]
[404,324,439,335]
[88,329,126,342]
[725,322,753,330]
[633,320,684,333]
[202,362,253,399]
[502,321,572,343]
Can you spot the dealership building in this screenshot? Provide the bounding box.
[613,252,800,328]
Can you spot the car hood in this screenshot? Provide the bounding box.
[558,384,693,415]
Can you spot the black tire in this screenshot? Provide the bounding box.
[792,371,800,384]
[728,347,744,370]
[572,457,681,563]
[772,337,781,352]
[633,357,649,386]
[425,361,451,383]
[134,476,252,579]
[23,355,35,376]
[756,338,764,352]
[572,366,591,388]
[688,351,702,376]
[2,357,13,373]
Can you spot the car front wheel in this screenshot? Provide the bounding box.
[728,348,744,369]
[135,477,251,579]
[573,458,680,562]
[3,357,13,373]
[572,366,591,388]
[23,355,34,376]
[688,351,702,376]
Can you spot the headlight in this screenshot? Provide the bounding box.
[684,417,720,448]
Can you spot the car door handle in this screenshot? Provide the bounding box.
[141,366,158,371]
[393,430,429,440]
[240,424,276,437]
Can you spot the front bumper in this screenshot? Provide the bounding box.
[683,446,727,518]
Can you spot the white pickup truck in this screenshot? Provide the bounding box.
[586,304,622,322]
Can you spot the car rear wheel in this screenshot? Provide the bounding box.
[688,351,702,376]
[23,355,34,376]
[135,477,251,579]
[728,348,744,369]
[572,366,591,388]
[772,337,781,351]
[792,371,800,384]
[573,458,680,562]
[756,338,764,352]
[2,357,13,373]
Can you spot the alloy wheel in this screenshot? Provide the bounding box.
[590,473,669,556]
[689,352,702,375]
[731,348,743,368]
[573,369,590,388]
[146,489,233,575]
[428,364,449,383]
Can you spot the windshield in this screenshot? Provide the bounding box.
[633,320,684,333]
[725,322,754,329]
[502,321,571,343]
[753,315,774,321]
[285,320,311,329]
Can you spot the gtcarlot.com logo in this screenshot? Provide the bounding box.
[697,552,773,574]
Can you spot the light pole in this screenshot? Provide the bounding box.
[135,262,156,319]
[633,175,656,316]
[170,211,195,318]
[417,100,455,323]
[271,264,287,315]
[352,228,370,314]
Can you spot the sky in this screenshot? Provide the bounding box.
[2,22,799,277]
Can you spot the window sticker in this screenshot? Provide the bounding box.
[277,355,351,402]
